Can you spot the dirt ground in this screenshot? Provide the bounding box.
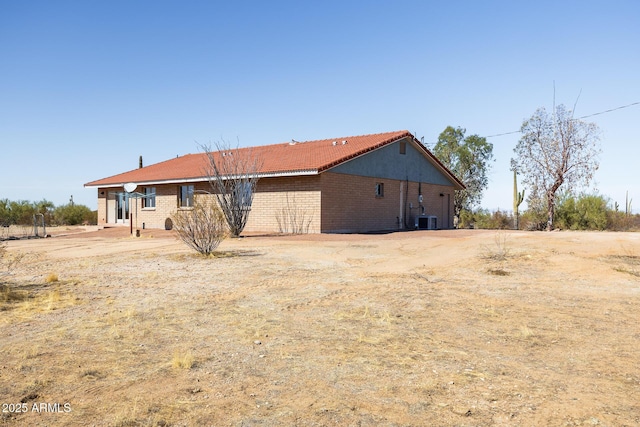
[1,227,639,426]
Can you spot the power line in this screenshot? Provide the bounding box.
[481,100,640,139]
[577,101,640,119]
[482,130,521,139]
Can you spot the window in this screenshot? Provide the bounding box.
[399,141,406,155]
[234,182,253,209]
[375,183,384,197]
[178,185,194,207]
[142,187,156,208]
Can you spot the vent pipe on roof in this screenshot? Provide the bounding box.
[139,155,143,169]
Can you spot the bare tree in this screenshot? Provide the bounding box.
[172,195,227,255]
[511,104,601,231]
[201,140,263,237]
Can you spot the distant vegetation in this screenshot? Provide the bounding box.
[0,199,97,226]
[460,193,639,231]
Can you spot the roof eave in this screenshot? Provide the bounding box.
[318,131,412,173]
[84,169,320,188]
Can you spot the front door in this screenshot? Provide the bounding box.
[116,193,129,224]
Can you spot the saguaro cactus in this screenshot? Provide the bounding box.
[513,170,525,229]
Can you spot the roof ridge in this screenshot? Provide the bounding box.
[288,130,409,145]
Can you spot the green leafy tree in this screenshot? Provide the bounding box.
[511,105,601,231]
[433,126,494,227]
[10,200,38,225]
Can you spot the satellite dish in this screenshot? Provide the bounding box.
[124,182,137,193]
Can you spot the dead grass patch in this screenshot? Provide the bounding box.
[0,281,80,321]
[168,249,261,262]
[518,325,536,339]
[45,272,59,283]
[0,283,29,304]
[81,369,106,380]
[608,251,640,277]
[1,230,640,426]
[487,268,510,276]
[172,349,195,370]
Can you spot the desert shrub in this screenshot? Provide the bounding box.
[555,193,608,230]
[54,203,95,225]
[608,212,640,231]
[486,209,512,230]
[0,199,46,226]
[0,241,25,281]
[458,209,474,228]
[3,200,36,225]
[275,194,314,234]
[0,199,10,226]
[519,192,548,231]
[0,199,95,227]
[460,209,512,229]
[172,196,227,255]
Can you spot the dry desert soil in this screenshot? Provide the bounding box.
[1,227,639,426]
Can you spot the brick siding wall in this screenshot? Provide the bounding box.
[320,172,455,233]
[95,173,454,233]
[244,176,321,233]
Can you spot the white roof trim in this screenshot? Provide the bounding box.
[84,169,319,188]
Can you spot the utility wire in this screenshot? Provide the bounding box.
[576,101,640,119]
[482,100,640,139]
[420,101,639,146]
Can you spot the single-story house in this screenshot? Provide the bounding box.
[84,130,464,233]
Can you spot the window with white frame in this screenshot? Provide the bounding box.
[142,187,156,208]
[375,182,384,197]
[178,185,194,207]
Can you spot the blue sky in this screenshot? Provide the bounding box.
[1,1,638,212]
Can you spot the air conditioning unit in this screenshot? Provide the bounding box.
[427,215,437,230]
[415,215,438,230]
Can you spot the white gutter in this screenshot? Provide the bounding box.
[84,169,319,188]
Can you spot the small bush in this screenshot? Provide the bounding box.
[460,209,513,230]
[607,211,640,231]
[172,196,227,255]
[1,242,25,273]
[480,232,511,261]
[275,194,314,234]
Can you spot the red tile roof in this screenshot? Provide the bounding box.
[85,130,464,189]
